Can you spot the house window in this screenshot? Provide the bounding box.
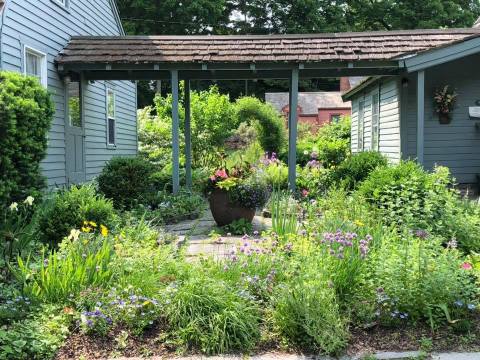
[68,81,81,127]
[51,0,69,8]
[357,100,365,151]
[24,47,47,87]
[330,114,341,123]
[371,92,380,151]
[106,88,116,146]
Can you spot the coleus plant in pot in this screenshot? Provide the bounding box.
[207,167,270,227]
[434,85,457,124]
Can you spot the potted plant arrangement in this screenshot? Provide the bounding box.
[434,85,457,124]
[207,167,270,227]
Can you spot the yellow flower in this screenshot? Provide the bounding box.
[89,221,97,228]
[9,202,18,211]
[24,196,34,206]
[81,226,92,233]
[100,225,109,237]
[354,220,364,227]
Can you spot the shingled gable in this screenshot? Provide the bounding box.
[56,28,480,66]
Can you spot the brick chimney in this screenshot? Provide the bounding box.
[339,77,351,92]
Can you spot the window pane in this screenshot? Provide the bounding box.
[26,52,40,78]
[68,81,81,127]
[358,101,364,151]
[108,118,115,145]
[107,90,115,118]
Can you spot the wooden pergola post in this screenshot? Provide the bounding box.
[416,70,425,166]
[288,68,299,192]
[171,70,180,194]
[184,80,192,189]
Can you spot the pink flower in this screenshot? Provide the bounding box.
[215,169,228,179]
[461,262,473,270]
[210,175,216,181]
[301,189,309,197]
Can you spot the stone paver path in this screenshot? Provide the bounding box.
[164,208,271,260]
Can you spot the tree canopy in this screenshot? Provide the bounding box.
[116,0,480,106]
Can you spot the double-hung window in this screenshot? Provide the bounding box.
[24,46,47,88]
[357,100,365,151]
[106,89,116,147]
[371,92,380,151]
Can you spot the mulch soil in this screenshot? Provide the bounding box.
[56,315,480,359]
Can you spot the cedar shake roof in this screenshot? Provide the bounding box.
[56,29,480,65]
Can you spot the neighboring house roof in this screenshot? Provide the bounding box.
[266,92,351,115]
[56,28,480,65]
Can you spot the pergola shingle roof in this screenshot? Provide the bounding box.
[56,28,480,65]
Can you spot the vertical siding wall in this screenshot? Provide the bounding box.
[0,0,137,186]
[404,53,480,184]
[350,78,401,163]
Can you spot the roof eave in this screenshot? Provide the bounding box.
[404,35,480,73]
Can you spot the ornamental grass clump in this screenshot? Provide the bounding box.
[162,276,261,354]
[273,274,349,354]
[15,229,114,303]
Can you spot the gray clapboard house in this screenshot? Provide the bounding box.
[343,19,480,185]
[0,0,137,187]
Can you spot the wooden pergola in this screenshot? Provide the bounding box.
[55,29,480,193]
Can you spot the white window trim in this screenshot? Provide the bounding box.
[23,45,48,88]
[51,0,69,9]
[106,88,117,148]
[357,100,365,151]
[371,91,380,151]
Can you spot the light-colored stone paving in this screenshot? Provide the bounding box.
[164,208,271,260]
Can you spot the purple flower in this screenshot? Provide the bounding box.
[414,229,429,239]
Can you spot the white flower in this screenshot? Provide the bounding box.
[67,229,81,242]
[303,150,309,155]
[9,202,18,211]
[24,196,34,206]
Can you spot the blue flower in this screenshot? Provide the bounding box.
[454,300,464,307]
[467,304,476,311]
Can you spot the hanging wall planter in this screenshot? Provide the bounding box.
[434,85,457,125]
[438,112,451,124]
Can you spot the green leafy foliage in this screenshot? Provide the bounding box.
[235,97,287,154]
[332,151,388,191]
[98,156,155,209]
[134,189,205,225]
[0,71,54,215]
[35,184,117,248]
[371,233,478,327]
[0,305,71,360]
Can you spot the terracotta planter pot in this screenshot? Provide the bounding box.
[438,112,451,124]
[209,188,255,227]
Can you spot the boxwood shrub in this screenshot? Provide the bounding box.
[97,156,154,209]
[0,71,54,213]
[35,184,117,248]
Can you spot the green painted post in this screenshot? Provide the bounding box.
[416,70,425,165]
[184,80,192,189]
[171,70,180,194]
[288,68,299,191]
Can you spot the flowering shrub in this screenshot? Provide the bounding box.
[370,233,478,327]
[0,197,36,276]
